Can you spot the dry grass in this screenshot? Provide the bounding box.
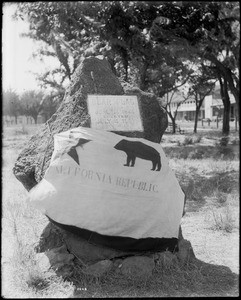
[2,124,239,297]
[211,205,235,233]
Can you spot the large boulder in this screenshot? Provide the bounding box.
[13,57,168,263]
[121,85,167,143]
[13,57,167,191]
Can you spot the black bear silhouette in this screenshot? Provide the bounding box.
[67,138,91,165]
[114,139,161,171]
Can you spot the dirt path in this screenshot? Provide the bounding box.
[182,210,239,274]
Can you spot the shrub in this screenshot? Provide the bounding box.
[211,206,235,233]
[214,146,235,160]
[180,136,202,147]
[181,178,205,204]
[213,136,236,160]
[202,172,236,194]
[194,135,202,143]
[219,136,229,147]
[182,137,193,146]
[188,149,205,159]
[211,189,227,206]
[178,148,190,159]
[231,139,239,145]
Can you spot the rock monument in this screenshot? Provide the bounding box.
[13,57,188,278]
[13,57,167,192]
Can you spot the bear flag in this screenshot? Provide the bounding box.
[29,127,185,253]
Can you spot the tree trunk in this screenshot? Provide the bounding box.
[172,118,176,134]
[33,115,38,124]
[218,75,230,135]
[124,61,128,82]
[193,94,199,133]
[234,95,239,125]
[224,69,240,124]
[222,84,230,135]
[107,56,117,76]
[194,109,199,133]
[223,100,230,135]
[15,115,18,124]
[194,97,205,133]
[168,115,176,134]
[42,113,48,123]
[121,50,129,82]
[166,110,176,133]
[139,62,149,91]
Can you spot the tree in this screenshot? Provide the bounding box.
[203,2,240,122]
[154,60,196,133]
[14,1,239,131]
[20,90,45,124]
[99,2,194,91]
[217,72,231,135]
[14,2,108,90]
[162,88,189,134]
[187,65,216,133]
[3,89,21,124]
[13,2,193,93]
[148,1,240,128]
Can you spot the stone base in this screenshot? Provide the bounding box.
[177,239,196,265]
[35,222,195,280]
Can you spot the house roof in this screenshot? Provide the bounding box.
[211,96,236,107]
[161,91,195,104]
[161,88,236,105]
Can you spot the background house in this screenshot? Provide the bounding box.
[165,86,237,122]
[207,87,237,121]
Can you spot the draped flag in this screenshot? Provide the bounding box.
[29,127,185,252]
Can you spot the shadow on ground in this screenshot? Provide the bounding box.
[164,144,239,160]
[183,258,239,297]
[69,257,239,298]
[175,169,239,213]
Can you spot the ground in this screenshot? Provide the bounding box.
[2,122,239,297]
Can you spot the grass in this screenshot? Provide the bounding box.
[177,135,202,146]
[14,124,30,135]
[2,123,239,297]
[3,201,75,298]
[211,206,235,233]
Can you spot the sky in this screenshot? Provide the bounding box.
[2,3,58,94]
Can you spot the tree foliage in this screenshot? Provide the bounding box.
[3,88,60,124]
[13,2,194,91]
[20,90,45,123]
[148,1,240,121]
[161,88,189,134]
[13,1,239,130]
[3,89,21,123]
[14,2,107,89]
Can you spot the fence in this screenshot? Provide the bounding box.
[3,115,45,126]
